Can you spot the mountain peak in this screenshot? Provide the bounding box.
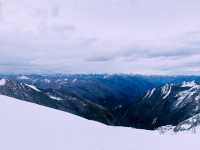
[181,81,199,88]
[0,78,6,86]
[161,84,172,99]
[123,81,200,130]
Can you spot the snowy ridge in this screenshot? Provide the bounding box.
[175,81,200,107]
[181,81,199,88]
[157,125,175,134]
[158,113,200,133]
[144,88,156,98]
[48,95,63,101]
[25,84,41,92]
[161,84,172,99]
[1,95,200,150]
[174,113,200,132]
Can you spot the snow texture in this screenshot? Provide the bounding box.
[0,95,200,150]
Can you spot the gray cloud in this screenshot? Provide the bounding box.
[52,24,76,33]
[86,56,115,62]
[1,0,200,74]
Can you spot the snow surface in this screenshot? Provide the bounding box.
[0,78,6,86]
[0,95,200,150]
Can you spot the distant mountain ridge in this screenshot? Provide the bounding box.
[0,74,160,126]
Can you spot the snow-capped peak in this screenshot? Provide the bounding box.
[161,84,172,99]
[17,75,30,80]
[0,78,6,86]
[181,81,199,88]
[174,81,200,107]
[144,88,156,98]
[174,113,200,132]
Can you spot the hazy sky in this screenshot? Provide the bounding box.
[0,0,200,74]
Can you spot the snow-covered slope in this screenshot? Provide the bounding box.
[157,113,200,133]
[174,113,200,132]
[1,95,200,150]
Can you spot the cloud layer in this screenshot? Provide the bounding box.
[0,0,200,74]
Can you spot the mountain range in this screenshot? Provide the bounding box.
[1,74,200,131]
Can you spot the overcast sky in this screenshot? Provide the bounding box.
[0,0,200,74]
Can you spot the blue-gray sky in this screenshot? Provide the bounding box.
[0,0,200,74]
